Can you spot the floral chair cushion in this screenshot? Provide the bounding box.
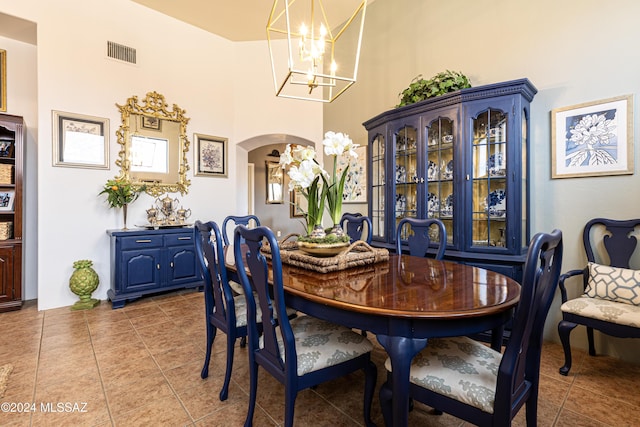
[261,314,373,376]
[384,336,501,414]
[232,294,296,328]
[561,295,640,327]
[585,262,640,306]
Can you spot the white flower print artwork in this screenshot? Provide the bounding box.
[565,111,617,167]
[552,95,633,178]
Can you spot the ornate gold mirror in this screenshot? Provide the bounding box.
[116,91,191,196]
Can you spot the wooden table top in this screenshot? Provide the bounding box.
[226,249,521,320]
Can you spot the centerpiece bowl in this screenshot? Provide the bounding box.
[296,240,350,257]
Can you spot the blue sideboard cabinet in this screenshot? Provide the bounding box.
[107,227,202,308]
[363,79,537,282]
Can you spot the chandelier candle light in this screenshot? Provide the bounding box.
[267,0,367,102]
[280,131,359,243]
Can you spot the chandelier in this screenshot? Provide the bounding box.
[267,0,367,103]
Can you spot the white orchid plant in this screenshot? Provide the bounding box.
[321,131,359,225]
[279,131,360,238]
[279,144,326,235]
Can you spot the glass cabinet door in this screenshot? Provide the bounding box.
[393,125,417,240]
[425,117,455,245]
[471,109,508,248]
[370,133,386,239]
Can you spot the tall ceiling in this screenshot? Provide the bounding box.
[132,0,373,42]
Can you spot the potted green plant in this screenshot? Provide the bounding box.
[98,178,145,230]
[396,70,471,107]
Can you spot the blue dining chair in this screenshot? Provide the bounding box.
[222,215,261,295]
[233,225,377,427]
[396,217,447,259]
[222,214,260,246]
[194,220,257,401]
[340,212,373,244]
[380,229,563,426]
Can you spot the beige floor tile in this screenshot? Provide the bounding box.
[3,293,640,427]
[555,408,609,426]
[152,342,204,371]
[112,394,191,426]
[563,384,640,426]
[0,410,32,427]
[176,376,247,421]
[101,360,162,390]
[194,400,277,426]
[105,375,175,416]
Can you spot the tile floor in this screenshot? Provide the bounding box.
[1,290,640,426]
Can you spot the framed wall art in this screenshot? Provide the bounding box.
[141,115,162,131]
[551,95,633,178]
[337,145,368,202]
[290,188,307,218]
[194,133,228,177]
[266,161,284,204]
[0,190,15,212]
[0,49,5,112]
[52,110,109,169]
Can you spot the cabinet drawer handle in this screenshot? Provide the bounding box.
[136,239,153,243]
[156,264,161,270]
[170,262,174,268]
[178,237,191,241]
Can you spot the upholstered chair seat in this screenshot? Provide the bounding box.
[264,314,374,376]
[385,336,501,414]
[561,296,640,327]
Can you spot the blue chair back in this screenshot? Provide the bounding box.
[380,229,563,426]
[195,220,233,331]
[194,220,242,401]
[395,217,447,259]
[222,214,260,246]
[233,226,291,376]
[340,213,373,244]
[493,229,563,421]
[233,225,377,427]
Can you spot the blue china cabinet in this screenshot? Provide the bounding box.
[363,79,537,280]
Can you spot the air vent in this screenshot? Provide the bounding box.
[107,41,137,64]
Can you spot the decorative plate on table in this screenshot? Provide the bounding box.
[441,194,454,217]
[427,161,439,180]
[484,189,506,217]
[441,160,454,180]
[395,165,406,183]
[427,192,439,218]
[488,153,506,176]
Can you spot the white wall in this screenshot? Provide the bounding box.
[323,0,640,361]
[0,0,323,310]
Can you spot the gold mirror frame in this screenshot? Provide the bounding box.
[115,91,191,196]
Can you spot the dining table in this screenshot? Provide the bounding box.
[225,248,521,427]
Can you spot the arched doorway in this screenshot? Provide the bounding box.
[237,134,317,236]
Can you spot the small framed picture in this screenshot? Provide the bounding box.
[0,190,15,211]
[290,189,307,218]
[266,161,284,204]
[0,139,13,157]
[551,95,634,178]
[141,115,162,131]
[52,110,109,169]
[194,133,228,177]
